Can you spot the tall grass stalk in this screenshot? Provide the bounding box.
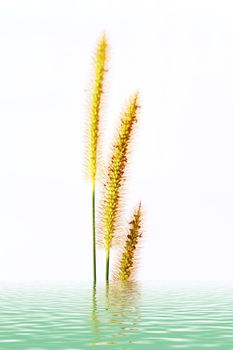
[100,94,140,283]
[87,34,107,283]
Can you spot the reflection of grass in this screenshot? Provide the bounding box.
[90,283,100,339]
[91,284,98,325]
[90,282,140,347]
[105,282,141,339]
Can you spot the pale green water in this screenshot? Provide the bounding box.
[0,284,233,349]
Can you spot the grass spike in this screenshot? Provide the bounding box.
[87,33,108,283]
[89,33,107,183]
[116,202,143,282]
[100,93,140,282]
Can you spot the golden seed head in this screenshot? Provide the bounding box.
[99,94,140,252]
[116,202,143,282]
[87,34,108,183]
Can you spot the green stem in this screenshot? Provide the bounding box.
[92,183,96,283]
[106,252,110,283]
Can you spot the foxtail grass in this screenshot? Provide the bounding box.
[115,203,143,282]
[100,94,140,283]
[86,34,108,283]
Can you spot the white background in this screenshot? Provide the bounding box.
[0,0,233,284]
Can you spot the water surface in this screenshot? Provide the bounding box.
[0,284,233,349]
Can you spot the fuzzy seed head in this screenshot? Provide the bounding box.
[116,203,143,282]
[101,94,140,252]
[88,34,107,183]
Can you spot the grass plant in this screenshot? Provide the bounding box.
[99,94,140,282]
[86,34,108,283]
[115,203,143,281]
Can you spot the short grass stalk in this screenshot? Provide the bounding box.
[106,252,110,283]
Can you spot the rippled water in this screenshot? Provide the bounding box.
[0,284,233,349]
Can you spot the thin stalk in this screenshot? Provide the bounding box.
[106,253,110,283]
[92,182,96,283]
[105,278,110,310]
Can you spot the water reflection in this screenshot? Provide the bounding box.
[90,281,141,348]
[0,285,233,349]
[90,283,100,340]
[89,285,233,349]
